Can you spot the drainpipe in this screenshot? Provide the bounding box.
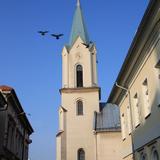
[115,82,135,160]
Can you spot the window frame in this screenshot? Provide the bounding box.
[140,152,148,160]
[76,100,83,116]
[151,147,159,160]
[77,148,85,160]
[126,106,132,134]
[142,78,151,118]
[76,64,83,88]
[133,93,140,127]
[121,113,126,140]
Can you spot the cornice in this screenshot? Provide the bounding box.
[56,130,64,137]
[60,87,100,94]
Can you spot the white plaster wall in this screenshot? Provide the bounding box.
[91,47,98,86]
[56,136,61,160]
[62,47,69,88]
[119,96,133,159]
[96,132,122,160]
[59,107,64,131]
[61,90,99,160]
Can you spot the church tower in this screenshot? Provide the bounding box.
[56,1,100,160]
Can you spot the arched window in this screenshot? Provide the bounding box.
[77,100,83,115]
[78,148,85,160]
[76,65,83,87]
[140,153,147,160]
[151,148,159,160]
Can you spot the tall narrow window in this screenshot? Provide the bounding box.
[76,65,83,87]
[78,148,85,160]
[127,106,132,134]
[77,100,83,115]
[155,59,160,106]
[121,113,126,140]
[140,153,147,160]
[133,93,140,127]
[142,79,150,117]
[151,148,159,160]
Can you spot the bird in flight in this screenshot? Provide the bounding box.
[38,31,49,36]
[51,33,64,40]
[81,41,93,48]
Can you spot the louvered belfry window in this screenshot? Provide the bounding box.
[78,148,85,160]
[76,65,83,87]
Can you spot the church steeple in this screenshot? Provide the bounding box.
[69,0,89,46]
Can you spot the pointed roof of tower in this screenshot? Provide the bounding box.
[69,0,89,46]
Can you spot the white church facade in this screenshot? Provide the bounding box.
[56,1,122,160]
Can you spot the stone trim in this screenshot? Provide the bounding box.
[56,130,64,137]
[59,87,100,94]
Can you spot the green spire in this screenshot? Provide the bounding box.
[69,0,89,46]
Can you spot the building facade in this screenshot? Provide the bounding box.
[108,0,160,160]
[94,103,121,160]
[56,1,121,160]
[0,86,33,160]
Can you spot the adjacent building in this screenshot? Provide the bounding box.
[108,0,160,160]
[94,103,121,160]
[56,1,121,160]
[0,85,33,160]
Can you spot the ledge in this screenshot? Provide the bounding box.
[145,113,151,119]
[135,123,140,128]
[59,87,101,94]
[56,130,64,137]
[60,106,67,112]
[94,127,121,133]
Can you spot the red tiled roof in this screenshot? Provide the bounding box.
[0,85,13,91]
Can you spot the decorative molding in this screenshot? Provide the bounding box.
[56,130,64,137]
[59,87,100,94]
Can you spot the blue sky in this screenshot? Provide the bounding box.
[0,0,149,159]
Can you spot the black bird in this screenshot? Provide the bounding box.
[81,41,93,48]
[38,31,49,36]
[51,34,64,40]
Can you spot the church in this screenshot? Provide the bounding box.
[56,1,122,160]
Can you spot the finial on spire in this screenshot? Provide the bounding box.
[77,0,80,6]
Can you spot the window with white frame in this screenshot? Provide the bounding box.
[121,113,126,140]
[133,93,140,127]
[127,106,132,134]
[142,79,150,117]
